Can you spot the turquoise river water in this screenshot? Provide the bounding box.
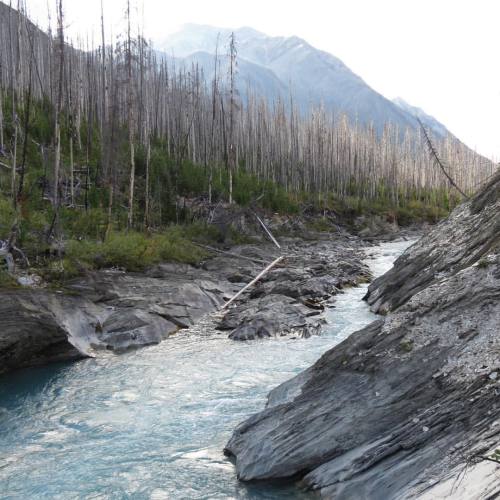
[0,239,412,499]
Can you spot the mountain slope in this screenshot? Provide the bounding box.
[160,50,288,104]
[156,24,436,135]
[393,97,449,137]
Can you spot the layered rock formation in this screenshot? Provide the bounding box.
[0,232,370,375]
[216,237,370,341]
[225,173,500,498]
[365,173,499,314]
[0,290,94,373]
[0,265,231,375]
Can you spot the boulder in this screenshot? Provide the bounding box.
[0,290,101,375]
[223,294,323,341]
[97,309,178,352]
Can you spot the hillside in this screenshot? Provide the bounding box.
[0,1,495,287]
[158,24,446,137]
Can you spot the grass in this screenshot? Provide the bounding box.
[39,229,208,282]
[64,230,207,273]
[477,258,490,269]
[400,339,414,353]
[331,194,452,226]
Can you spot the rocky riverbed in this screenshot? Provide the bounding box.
[224,174,500,498]
[0,228,377,375]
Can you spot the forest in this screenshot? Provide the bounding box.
[0,0,495,280]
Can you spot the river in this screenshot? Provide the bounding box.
[0,239,413,499]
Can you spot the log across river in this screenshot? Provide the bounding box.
[0,240,413,499]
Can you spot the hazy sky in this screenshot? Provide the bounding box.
[25,0,500,160]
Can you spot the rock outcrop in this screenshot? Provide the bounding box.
[0,231,371,375]
[225,173,500,498]
[216,236,371,341]
[0,265,231,375]
[0,290,101,374]
[219,294,324,340]
[365,174,499,314]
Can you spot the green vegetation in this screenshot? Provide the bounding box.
[0,91,460,285]
[477,258,490,269]
[0,268,19,288]
[330,192,454,225]
[0,2,493,288]
[44,230,208,281]
[400,339,415,353]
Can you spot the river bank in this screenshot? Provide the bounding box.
[0,220,418,375]
[0,239,411,498]
[225,173,500,498]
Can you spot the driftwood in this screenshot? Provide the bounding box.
[10,244,30,268]
[253,212,281,249]
[221,256,284,310]
[218,207,284,310]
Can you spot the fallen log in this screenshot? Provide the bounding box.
[253,212,281,249]
[221,256,284,310]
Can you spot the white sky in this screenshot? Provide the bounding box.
[24,0,500,160]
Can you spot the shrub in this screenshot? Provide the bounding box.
[65,229,207,275]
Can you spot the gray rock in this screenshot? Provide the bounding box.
[365,174,500,314]
[0,290,102,375]
[97,309,178,351]
[225,294,323,341]
[0,263,229,373]
[356,215,399,241]
[0,223,370,373]
[70,269,227,328]
[225,173,500,498]
[219,235,370,342]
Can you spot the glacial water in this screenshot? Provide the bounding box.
[0,239,413,499]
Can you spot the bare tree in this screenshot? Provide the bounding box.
[126,0,136,229]
[227,32,237,204]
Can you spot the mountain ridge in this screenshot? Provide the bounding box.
[156,24,441,137]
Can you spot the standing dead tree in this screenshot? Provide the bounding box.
[126,0,136,229]
[227,32,237,204]
[0,0,495,240]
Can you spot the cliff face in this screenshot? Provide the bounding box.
[365,173,499,314]
[225,173,500,499]
[0,291,88,372]
[0,265,229,375]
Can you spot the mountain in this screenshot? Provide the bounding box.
[178,51,288,104]
[392,97,449,137]
[156,24,443,136]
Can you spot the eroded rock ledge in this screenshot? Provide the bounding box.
[0,231,369,375]
[224,174,500,499]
